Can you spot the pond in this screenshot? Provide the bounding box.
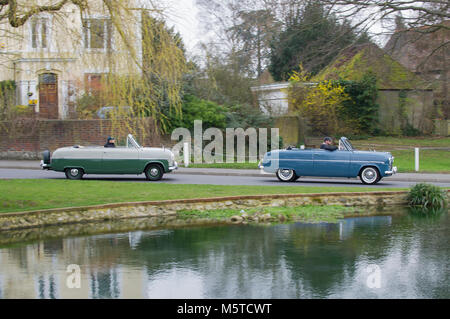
[0,208,448,299]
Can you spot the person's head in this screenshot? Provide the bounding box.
[324,137,332,145]
[107,137,115,144]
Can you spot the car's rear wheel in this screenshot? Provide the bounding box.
[65,168,84,180]
[276,169,298,182]
[145,164,164,181]
[359,167,380,185]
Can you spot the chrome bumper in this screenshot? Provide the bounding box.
[40,160,51,170]
[385,166,398,175]
[168,161,178,171]
[258,160,265,169]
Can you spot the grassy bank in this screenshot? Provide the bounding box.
[0,179,406,214]
[189,149,449,173]
[179,205,355,224]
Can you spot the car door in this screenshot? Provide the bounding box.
[284,150,314,175]
[63,148,103,174]
[312,149,351,177]
[101,147,140,174]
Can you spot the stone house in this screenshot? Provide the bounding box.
[0,0,143,119]
[315,43,435,135]
[384,19,449,134]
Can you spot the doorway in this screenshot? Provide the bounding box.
[38,73,58,119]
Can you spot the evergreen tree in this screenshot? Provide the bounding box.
[269,1,367,81]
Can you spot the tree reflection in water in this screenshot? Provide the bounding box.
[0,207,448,298]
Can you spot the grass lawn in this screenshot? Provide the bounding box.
[391,149,450,173]
[352,136,450,148]
[0,179,408,214]
[189,149,450,173]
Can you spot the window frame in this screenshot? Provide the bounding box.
[84,73,105,95]
[82,18,113,51]
[29,16,51,50]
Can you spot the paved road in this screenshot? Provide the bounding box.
[2,168,449,188]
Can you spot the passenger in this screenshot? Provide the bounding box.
[320,137,338,151]
[104,137,116,148]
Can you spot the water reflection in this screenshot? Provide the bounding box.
[0,210,448,299]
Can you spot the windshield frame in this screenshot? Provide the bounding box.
[340,137,354,151]
[126,134,141,149]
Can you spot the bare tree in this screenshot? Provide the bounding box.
[0,0,87,27]
[319,1,449,119]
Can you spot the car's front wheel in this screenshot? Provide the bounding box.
[276,169,298,182]
[360,167,380,185]
[65,168,84,180]
[145,164,164,181]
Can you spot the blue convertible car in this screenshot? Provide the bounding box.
[259,137,397,185]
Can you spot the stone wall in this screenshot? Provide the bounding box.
[377,89,435,135]
[0,206,395,246]
[269,89,436,147]
[434,119,450,136]
[275,115,306,146]
[0,191,427,231]
[0,117,160,159]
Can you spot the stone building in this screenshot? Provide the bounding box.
[251,42,438,144]
[315,43,436,135]
[384,19,449,120]
[0,0,143,119]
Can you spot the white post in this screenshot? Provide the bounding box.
[183,142,189,168]
[415,148,419,172]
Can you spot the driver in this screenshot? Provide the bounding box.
[320,137,337,151]
[104,137,116,148]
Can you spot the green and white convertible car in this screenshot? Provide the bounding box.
[40,134,177,181]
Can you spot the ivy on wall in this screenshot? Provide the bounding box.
[335,72,379,135]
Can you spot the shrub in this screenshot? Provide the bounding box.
[226,103,274,129]
[168,94,228,130]
[75,94,102,119]
[288,67,349,135]
[407,183,447,208]
[336,72,379,135]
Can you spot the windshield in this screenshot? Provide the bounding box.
[126,134,141,148]
[345,139,354,151]
[340,137,354,151]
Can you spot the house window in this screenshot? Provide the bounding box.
[31,18,49,49]
[85,73,104,94]
[83,19,112,50]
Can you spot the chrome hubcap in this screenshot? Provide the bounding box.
[278,169,294,181]
[70,169,79,176]
[150,168,159,177]
[362,168,377,183]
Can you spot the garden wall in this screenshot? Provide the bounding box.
[434,119,449,136]
[377,89,435,135]
[0,118,160,159]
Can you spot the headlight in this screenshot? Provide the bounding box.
[389,157,394,169]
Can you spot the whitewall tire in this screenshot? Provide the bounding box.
[360,167,380,185]
[276,169,297,182]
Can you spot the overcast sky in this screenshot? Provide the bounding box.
[164,0,205,56]
[163,0,392,58]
